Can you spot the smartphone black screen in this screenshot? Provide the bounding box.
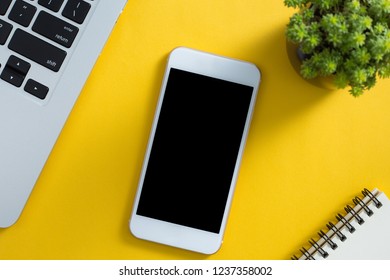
[136,68,253,233]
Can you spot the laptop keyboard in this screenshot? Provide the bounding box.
[0,0,97,101]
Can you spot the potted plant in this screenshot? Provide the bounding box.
[284,0,390,97]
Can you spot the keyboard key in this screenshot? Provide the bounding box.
[0,55,31,88]
[7,55,31,75]
[8,0,37,27]
[38,0,65,13]
[1,67,25,87]
[0,0,12,16]
[62,0,91,24]
[9,29,67,72]
[33,11,79,48]
[25,79,49,100]
[0,19,13,45]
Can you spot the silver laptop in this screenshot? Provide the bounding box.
[0,0,127,227]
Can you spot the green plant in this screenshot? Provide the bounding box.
[284,0,390,96]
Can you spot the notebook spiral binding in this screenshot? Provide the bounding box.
[292,188,383,260]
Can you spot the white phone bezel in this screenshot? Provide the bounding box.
[130,47,261,254]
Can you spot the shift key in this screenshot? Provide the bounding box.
[9,29,67,72]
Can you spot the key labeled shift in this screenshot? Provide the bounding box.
[9,29,67,72]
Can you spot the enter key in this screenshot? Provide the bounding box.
[32,10,79,48]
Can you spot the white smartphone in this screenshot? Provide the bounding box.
[130,47,261,254]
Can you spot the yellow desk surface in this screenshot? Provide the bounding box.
[1,0,390,260]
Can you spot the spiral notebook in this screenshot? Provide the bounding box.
[292,188,390,260]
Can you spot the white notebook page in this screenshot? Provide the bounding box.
[298,189,390,260]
